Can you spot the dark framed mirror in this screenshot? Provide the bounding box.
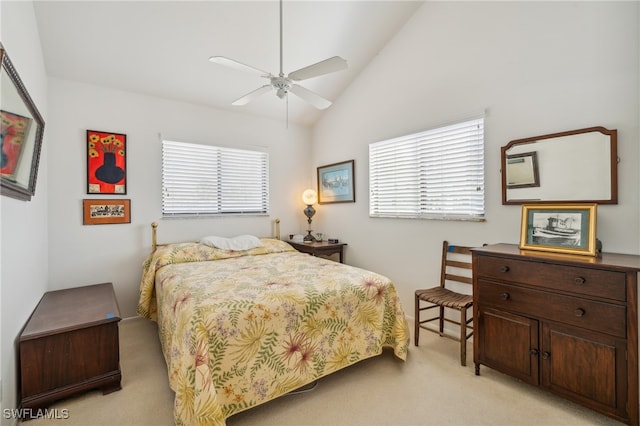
[0,43,45,201]
[501,126,618,205]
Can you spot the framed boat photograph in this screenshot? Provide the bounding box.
[519,203,597,256]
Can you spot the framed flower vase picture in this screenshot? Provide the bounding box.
[83,199,131,225]
[87,130,126,194]
[519,203,597,256]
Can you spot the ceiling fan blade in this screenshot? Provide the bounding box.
[289,84,332,110]
[209,56,272,78]
[232,85,273,106]
[288,56,348,81]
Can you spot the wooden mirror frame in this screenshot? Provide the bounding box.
[0,43,45,201]
[501,126,618,205]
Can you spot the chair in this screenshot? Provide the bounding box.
[414,241,476,366]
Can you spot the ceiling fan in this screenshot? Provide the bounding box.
[209,0,347,110]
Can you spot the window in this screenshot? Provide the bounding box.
[369,118,484,220]
[162,140,269,217]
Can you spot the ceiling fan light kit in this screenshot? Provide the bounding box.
[209,0,347,112]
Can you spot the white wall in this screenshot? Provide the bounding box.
[0,2,49,423]
[311,1,640,314]
[46,78,313,318]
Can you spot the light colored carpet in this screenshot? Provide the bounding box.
[23,317,621,425]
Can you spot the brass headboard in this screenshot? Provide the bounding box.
[151,219,280,252]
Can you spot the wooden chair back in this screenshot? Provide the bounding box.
[439,241,474,290]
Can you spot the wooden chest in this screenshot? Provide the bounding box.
[19,283,122,417]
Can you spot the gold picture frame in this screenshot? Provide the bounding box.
[519,203,597,256]
[83,199,131,225]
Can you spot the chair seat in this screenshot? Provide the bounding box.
[416,287,472,309]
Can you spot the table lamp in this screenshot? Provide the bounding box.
[302,189,317,242]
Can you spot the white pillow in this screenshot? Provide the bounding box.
[200,235,262,251]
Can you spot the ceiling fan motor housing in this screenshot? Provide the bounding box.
[271,76,292,98]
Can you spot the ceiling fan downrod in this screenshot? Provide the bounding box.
[279,0,284,78]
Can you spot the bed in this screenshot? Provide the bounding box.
[137,224,409,426]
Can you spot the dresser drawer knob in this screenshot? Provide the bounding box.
[574,308,585,317]
[542,352,551,360]
[500,266,510,273]
[574,277,586,285]
[499,292,510,301]
[530,349,539,356]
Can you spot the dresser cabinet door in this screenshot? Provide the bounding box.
[477,307,539,385]
[541,321,628,420]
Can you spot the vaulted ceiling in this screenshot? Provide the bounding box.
[34,1,422,126]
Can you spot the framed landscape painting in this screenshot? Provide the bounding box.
[317,160,355,204]
[519,203,597,256]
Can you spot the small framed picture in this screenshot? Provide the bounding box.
[83,199,131,225]
[87,130,127,194]
[506,151,539,188]
[317,160,355,204]
[519,203,597,256]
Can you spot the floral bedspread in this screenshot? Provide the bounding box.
[137,239,409,426]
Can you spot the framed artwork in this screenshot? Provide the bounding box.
[83,199,131,225]
[317,160,355,204]
[87,130,126,194]
[506,151,539,189]
[519,203,597,256]
[0,110,32,180]
[0,44,45,201]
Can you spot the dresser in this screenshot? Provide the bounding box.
[472,244,640,425]
[19,283,122,417]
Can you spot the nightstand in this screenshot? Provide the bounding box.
[19,283,122,417]
[287,240,347,263]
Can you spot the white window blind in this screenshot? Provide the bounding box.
[369,118,484,220]
[162,140,269,217]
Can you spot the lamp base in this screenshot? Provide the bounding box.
[304,230,316,242]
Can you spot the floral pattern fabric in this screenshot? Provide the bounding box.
[137,239,409,426]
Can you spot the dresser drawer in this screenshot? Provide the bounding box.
[477,280,626,338]
[476,256,626,302]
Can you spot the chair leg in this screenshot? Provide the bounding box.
[460,308,467,366]
[438,306,444,333]
[414,294,420,346]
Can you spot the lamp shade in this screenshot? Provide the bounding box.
[302,189,317,205]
